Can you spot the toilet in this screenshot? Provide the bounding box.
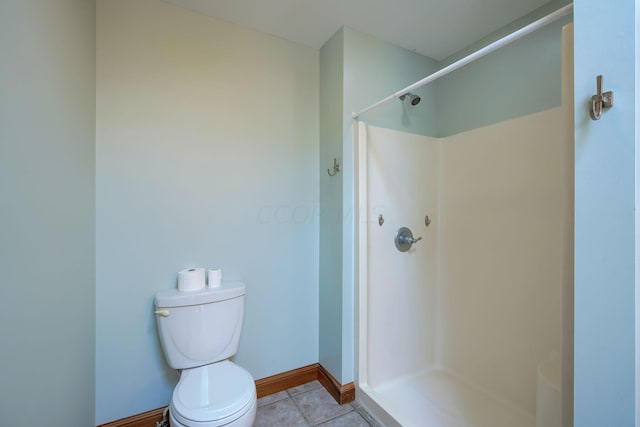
[154,281,257,427]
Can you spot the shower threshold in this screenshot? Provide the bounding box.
[362,369,535,427]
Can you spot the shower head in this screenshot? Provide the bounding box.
[399,92,421,106]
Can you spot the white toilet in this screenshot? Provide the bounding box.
[154,281,257,427]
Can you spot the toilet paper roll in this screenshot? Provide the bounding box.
[208,268,222,288]
[177,268,206,291]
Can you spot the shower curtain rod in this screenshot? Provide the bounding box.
[352,3,573,119]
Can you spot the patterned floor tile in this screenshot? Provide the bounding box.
[255,397,310,427]
[287,380,323,396]
[292,387,353,425]
[258,390,289,407]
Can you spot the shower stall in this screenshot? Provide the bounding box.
[353,13,574,427]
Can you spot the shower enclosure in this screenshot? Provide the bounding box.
[354,19,573,427]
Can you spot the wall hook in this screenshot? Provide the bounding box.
[590,75,614,120]
[328,158,340,176]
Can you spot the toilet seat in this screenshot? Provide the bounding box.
[171,361,256,426]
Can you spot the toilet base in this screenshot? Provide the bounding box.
[170,399,256,427]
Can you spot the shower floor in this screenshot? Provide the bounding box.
[363,369,535,427]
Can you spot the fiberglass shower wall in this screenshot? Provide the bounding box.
[358,106,566,426]
[438,108,564,411]
[364,127,441,387]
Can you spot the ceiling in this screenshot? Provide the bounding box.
[161,0,552,61]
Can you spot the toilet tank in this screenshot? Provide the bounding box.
[154,281,245,370]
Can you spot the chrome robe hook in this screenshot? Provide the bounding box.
[590,75,614,120]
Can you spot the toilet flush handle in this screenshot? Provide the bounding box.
[154,310,170,317]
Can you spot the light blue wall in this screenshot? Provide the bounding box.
[573,0,636,425]
[319,29,345,381]
[637,6,640,424]
[344,28,440,138]
[96,0,319,423]
[437,0,571,137]
[0,0,96,425]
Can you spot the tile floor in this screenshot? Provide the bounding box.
[255,381,383,427]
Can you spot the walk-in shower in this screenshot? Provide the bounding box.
[353,6,574,427]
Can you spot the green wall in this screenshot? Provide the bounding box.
[0,0,96,425]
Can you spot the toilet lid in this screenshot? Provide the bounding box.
[172,361,256,423]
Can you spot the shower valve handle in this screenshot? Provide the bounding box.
[400,235,422,245]
[395,227,422,252]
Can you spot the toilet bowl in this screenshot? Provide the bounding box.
[154,282,257,427]
[169,361,256,427]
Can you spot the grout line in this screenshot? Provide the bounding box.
[288,386,356,426]
[257,390,289,408]
[353,406,377,427]
[311,408,358,426]
[288,392,313,426]
[286,380,323,396]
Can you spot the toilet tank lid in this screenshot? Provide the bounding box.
[155,281,245,308]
